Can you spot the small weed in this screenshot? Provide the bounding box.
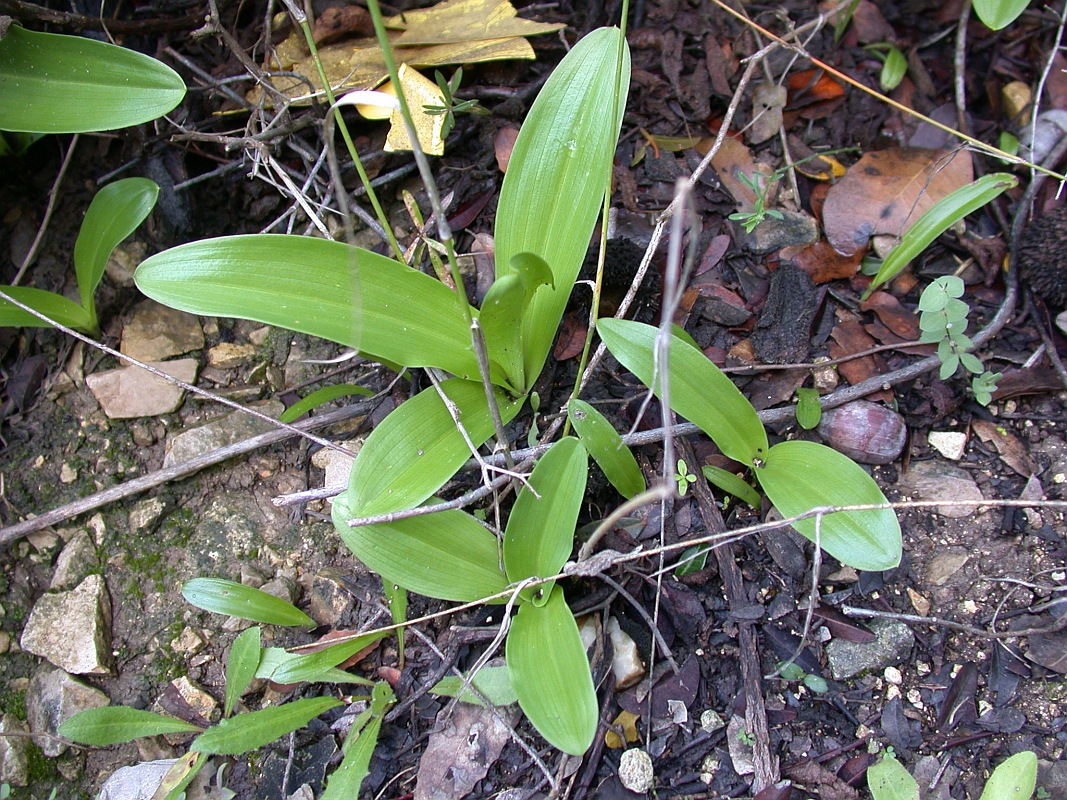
[728,171,784,233]
[423,67,489,140]
[673,459,697,496]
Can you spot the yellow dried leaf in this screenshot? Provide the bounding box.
[795,153,847,181]
[604,710,640,749]
[384,65,446,155]
[387,0,564,45]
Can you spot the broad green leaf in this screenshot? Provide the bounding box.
[58,707,200,745]
[510,252,555,307]
[224,627,261,717]
[979,751,1037,800]
[341,378,521,516]
[865,173,1017,297]
[972,0,1030,30]
[598,318,768,465]
[334,501,509,603]
[256,647,372,685]
[75,178,158,320]
[0,286,93,331]
[503,437,587,603]
[321,712,383,800]
[182,578,315,627]
[431,665,518,707]
[506,586,597,755]
[279,384,374,423]
[867,755,919,800]
[135,235,489,382]
[795,387,822,430]
[701,465,761,508]
[268,632,385,685]
[567,399,645,499]
[191,697,342,755]
[756,440,902,572]
[0,24,186,133]
[495,27,630,381]
[478,273,526,392]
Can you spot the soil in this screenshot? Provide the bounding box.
[1,1,1066,799]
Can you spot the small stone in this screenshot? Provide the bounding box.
[817,400,907,464]
[926,550,969,586]
[742,210,820,254]
[207,342,257,369]
[700,709,725,733]
[59,462,77,484]
[311,438,363,503]
[170,627,207,656]
[618,748,655,793]
[26,665,110,756]
[907,588,932,616]
[0,714,29,786]
[21,574,113,675]
[49,530,98,590]
[812,357,839,393]
[928,431,967,460]
[608,616,645,690]
[260,574,298,606]
[0,631,10,654]
[305,569,351,626]
[105,240,147,288]
[725,715,755,776]
[898,460,984,517]
[884,666,903,685]
[129,497,167,533]
[249,326,271,346]
[163,399,284,467]
[826,618,914,680]
[86,359,198,419]
[120,299,204,361]
[160,676,218,725]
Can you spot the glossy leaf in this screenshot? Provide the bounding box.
[135,235,487,382]
[431,665,518,707]
[506,586,597,755]
[340,378,521,516]
[334,501,509,603]
[265,631,384,685]
[191,697,342,755]
[0,24,186,133]
[598,318,768,465]
[224,627,261,717]
[756,440,902,572]
[568,399,645,498]
[795,387,822,430]
[0,286,93,331]
[256,648,370,685]
[972,0,1030,30]
[75,178,158,320]
[495,27,630,381]
[58,707,201,745]
[321,710,383,799]
[979,751,1037,800]
[279,384,374,424]
[503,437,587,603]
[867,754,919,800]
[182,578,315,627]
[478,273,526,392]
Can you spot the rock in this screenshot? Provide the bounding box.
[120,300,204,361]
[618,748,655,794]
[700,709,725,733]
[170,627,208,657]
[898,460,985,517]
[310,438,363,503]
[163,399,284,467]
[826,618,914,680]
[49,530,99,590]
[86,359,198,419]
[94,757,216,800]
[928,431,967,460]
[414,703,518,800]
[725,715,754,776]
[0,713,29,786]
[206,342,256,369]
[128,497,166,533]
[817,401,907,465]
[305,569,350,626]
[105,240,148,288]
[742,210,820,254]
[26,665,110,756]
[21,574,113,675]
[812,357,839,393]
[608,616,645,690]
[156,676,218,727]
[926,550,970,586]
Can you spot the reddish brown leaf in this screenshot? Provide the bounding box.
[786,68,846,105]
[971,419,1036,477]
[553,313,587,361]
[494,127,520,173]
[780,240,864,284]
[813,604,877,642]
[702,136,775,214]
[991,367,1065,400]
[860,291,921,340]
[313,5,373,46]
[823,148,974,256]
[828,314,894,402]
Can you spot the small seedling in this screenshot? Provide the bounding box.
[864,43,908,92]
[674,459,697,496]
[423,67,489,140]
[728,171,784,233]
[736,728,756,746]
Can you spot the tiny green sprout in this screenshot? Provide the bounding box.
[728,171,784,233]
[423,67,490,140]
[674,459,697,496]
[1036,787,1051,799]
[736,728,756,746]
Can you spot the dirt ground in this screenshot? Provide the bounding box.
[1,0,1066,798]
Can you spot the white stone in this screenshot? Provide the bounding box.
[26,666,109,757]
[0,714,29,786]
[311,439,363,504]
[163,400,284,467]
[21,574,112,675]
[928,431,967,460]
[120,299,204,361]
[86,359,198,419]
[618,748,655,793]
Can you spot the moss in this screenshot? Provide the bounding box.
[0,687,26,719]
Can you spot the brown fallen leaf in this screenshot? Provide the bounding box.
[828,313,893,403]
[971,418,1036,477]
[860,291,920,340]
[312,5,373,46]
[699,135,776,214]
[780,240,863,284]
[494,126,519,173]
[750,82,787,145]
[822,148,974,256]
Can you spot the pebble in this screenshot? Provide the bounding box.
[120,299,204,361]
[163,399,284,467]
[21,574,113,675]
[86,358,198,419]
[742,210,820,254]
[618,748,655,793]
[825,618,915,680]
[926,550,970,586]
[207,342,257,369]
[49,530,98,590]
[928,431,967,460]
[310,438,363,504]
[897,460,985,517]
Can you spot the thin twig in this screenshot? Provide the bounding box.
[13,135,79,285]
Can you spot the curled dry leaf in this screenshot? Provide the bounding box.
[822,148,974,256]
[971,419,1036,477]
[494,126,520,173]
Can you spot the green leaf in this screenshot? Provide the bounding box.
[503,437,587,603]
[224,627,261,717]
[756,440,902,571]
[135,235,488,383]
[279,384,374,423]
[972,0,1030,30]
[0,24,186,133]
[333,501,509,603]
[340,378,521,517]
[865,173,1017,297]
[495,27,630,382]
[0,286,93,331]
[506,586,597,755]
[979,751,1037,800]
[867,754,920,800]
[674,544,709,576]
[58,707,201,745]
[321,712,383,800]
[568,399,645,499]
[795,387,822,430]
[598,318,768,465]
[255,647,372,685]
[431,665,518,707]
[700,465,762,508]
[182,578,315,627]
[478,273,526,392]
[879,46,907,92]
[191,697,342,755]
[960,352,984,374]
[74,178,158,321]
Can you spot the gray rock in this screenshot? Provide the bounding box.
[96,757,217,800]
[50,530,99,590]
[898,460,985,517]
[26,665,110,756]
[21,573,113,675]
[742,210,820,254]
[163,400,284,467]
[86,359,198,419]
[826,618,915,680]
[1038,759,1067,799]
[0,713,29,786]
[926,550,970,586]
[128,497,166,533]
[120,300,204,361]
